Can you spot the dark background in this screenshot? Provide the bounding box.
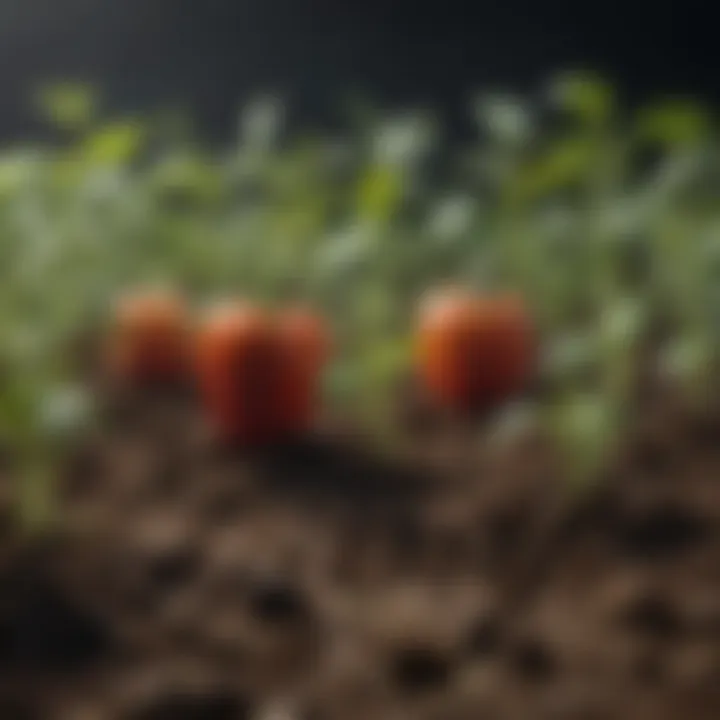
[0,0,716,141]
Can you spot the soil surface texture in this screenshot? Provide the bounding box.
[1,380,719,719]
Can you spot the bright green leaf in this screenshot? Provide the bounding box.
[357,164,403,221]
[83,121,145,165]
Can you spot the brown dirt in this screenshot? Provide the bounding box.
[0,378,719,720]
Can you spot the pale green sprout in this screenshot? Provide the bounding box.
[599,296,647,407]
[428,196,477,245]
[0,152,46,199]
[475,94,533,147]
[371,114,436,170]
[39,385,93,445]
[314,224,376,281]
[240,96,285,154]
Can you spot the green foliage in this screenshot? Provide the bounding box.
[356,165,404,222]
[0,72,718,518]
[549,71,615,126]
[637,101,711,147]
[35,82,97,131]
[82,121,145,166]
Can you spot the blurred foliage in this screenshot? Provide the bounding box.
[0,73,719,518]
[35,83,97,131]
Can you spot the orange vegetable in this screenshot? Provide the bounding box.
[274,308,331,436]
[107,288,188,383]
[416,288,533,412]
[195,302,329,444]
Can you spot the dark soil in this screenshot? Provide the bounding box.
[0,379,719,719]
